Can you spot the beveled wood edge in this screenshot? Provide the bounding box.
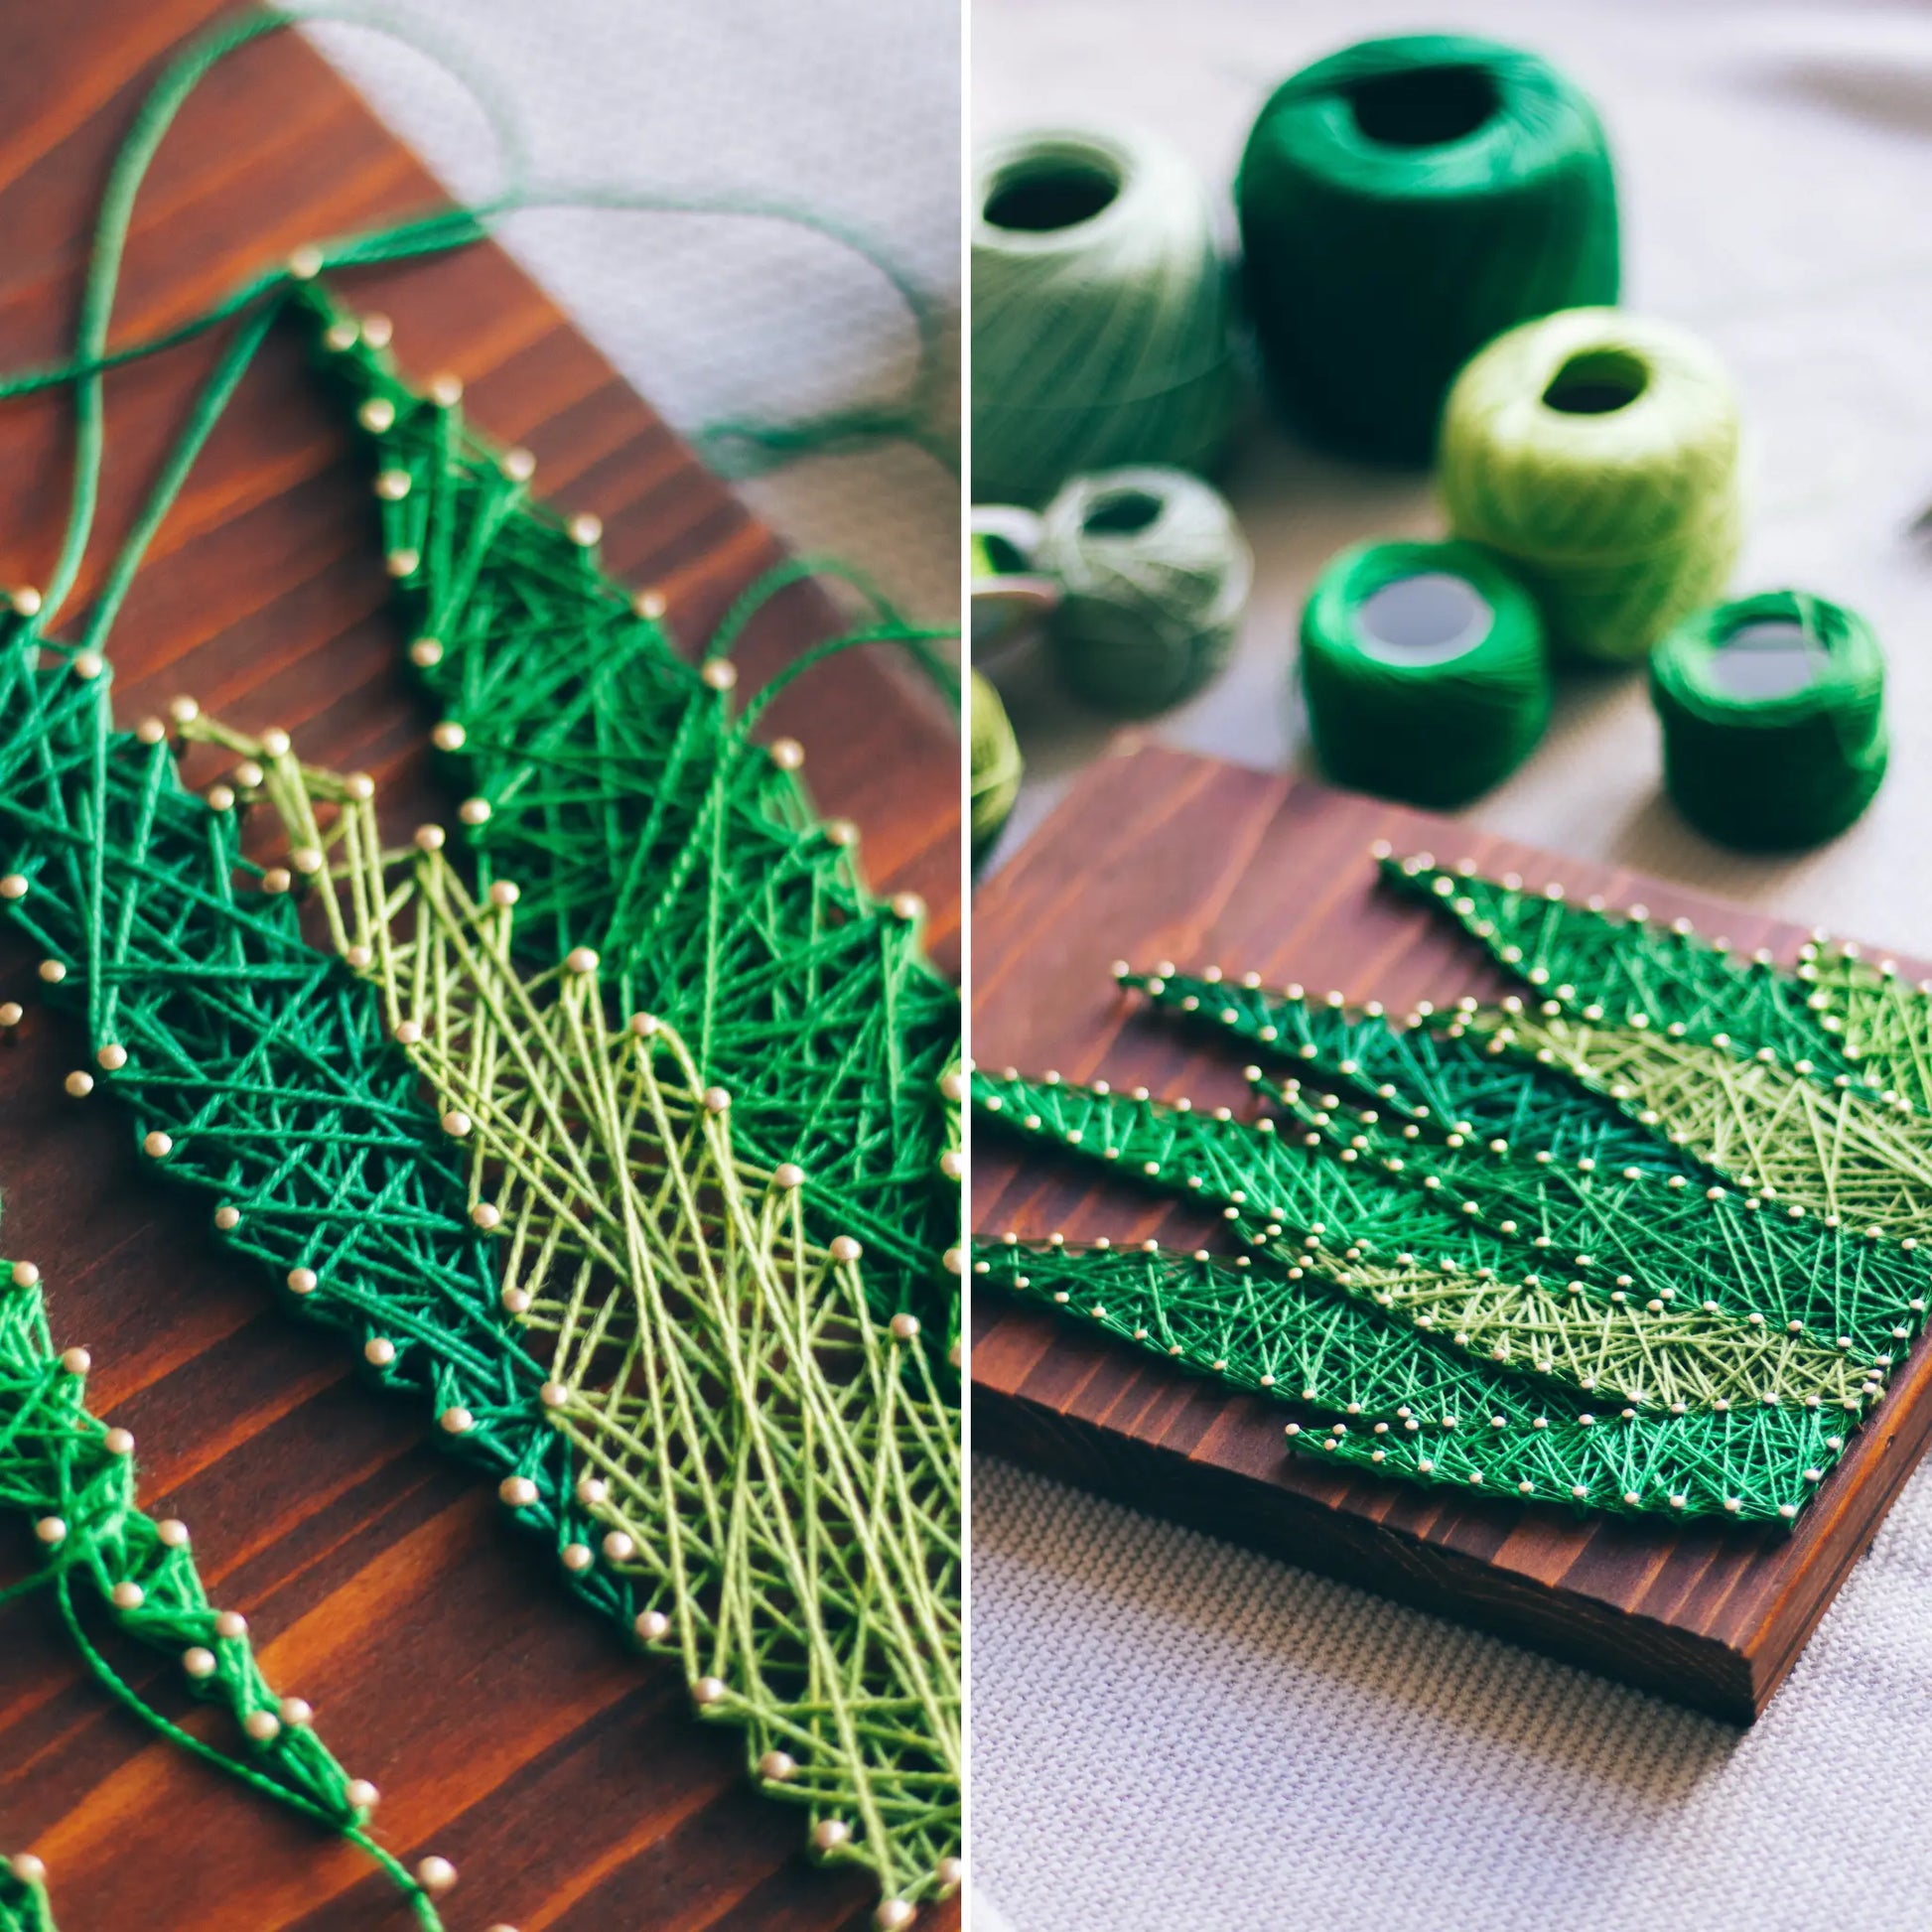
[972,1368,1757,1723]
[969,743,1932,1725]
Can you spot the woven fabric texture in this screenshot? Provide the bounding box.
[315,0,960,620]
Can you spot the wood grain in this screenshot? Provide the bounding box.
[0,7,959,1928]
[972,743,1932,1725]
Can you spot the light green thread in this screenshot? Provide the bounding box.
[0,8,962,1908]
[1128,968,1925,1353]
[1797,941,1932,1113]
[977,1070,1873,1413]
[179,717,962,1904]
[1453,1007,1932,1248]
[1382,853,1863,1079]
[974,1242,1842,1518]
[0,289,963,1917]
[972,854,1932,1525]
[300,282,963,1359]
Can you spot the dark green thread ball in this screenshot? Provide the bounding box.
[1237,33,1618,463]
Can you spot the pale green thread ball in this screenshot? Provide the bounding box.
[1441,308,1741,664]
[969,670,1024,862]
[1036,466,1252,718]
[972,126,1238,508]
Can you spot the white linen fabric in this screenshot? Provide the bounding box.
[311,2,960,621]
[974,3,1932,1927]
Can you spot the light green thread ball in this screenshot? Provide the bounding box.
[1441,308,1741,664]
[972,126,1239,508]
[1299,537,1551,808]
[969,670,1024,861]
[1650,590,1887,851]
[1237,33,1619,464]
[1036,466,1252,718]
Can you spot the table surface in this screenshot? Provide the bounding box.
[972,3,1932,1929]
[0,7,959,1930]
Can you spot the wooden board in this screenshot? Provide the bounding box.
[972,744,1932,1725]
[0,8,959,1929]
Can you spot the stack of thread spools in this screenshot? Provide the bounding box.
[969,31,1888,855]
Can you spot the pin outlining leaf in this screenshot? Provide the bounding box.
[0,646,960,1907]
[0,320,962,1906]
[972,1241,1837,1519]
[187,714,962,1906]
[1121,970,1926,1357]
[1123,964,1702,1176]
[1382,853,1859,1074]
[0,1259,435,1925]
[0,1862,53,1932]
[1795,939,1932,1113]
[973,857,1932,1526]
[1452,1007,1932,1256]
[976,1068,1874,1415]
[298,285,961,1355]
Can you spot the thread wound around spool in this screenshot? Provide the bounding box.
[1236,34,1618,462]
[1650,591,1886,851]
[969,669,1025,861]
[1441,308,1742,665]
[971,504,1059,678]
[1300,537,1551,807]
[1037,466,1252,718]
[972,126,1238,506]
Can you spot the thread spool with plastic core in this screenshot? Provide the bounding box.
[1036,466,1252,719]
[971,505,1059,681]
[1440,308,1742,664]
[969,669,1025,864]
[1236,33,1618,462]
[972,126,1239,507]
[1650,590,1887,850]
[1299,537,1552,807]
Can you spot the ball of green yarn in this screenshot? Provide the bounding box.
[1236,33,1618,463]
[973,125,1238,507]
[1300,537,1552,807]
[1441,308,1742,664]
[1650,590,1887,851]
[1037,466,1252,718]
[969,669,1025,860]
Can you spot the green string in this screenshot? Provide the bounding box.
[973,855,1932,1524]
[182,708,961,1903]
[0,6,963,1911]
[0,1259,439,1927]
[16,3,953,634]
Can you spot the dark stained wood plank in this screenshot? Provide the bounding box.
[0,7,960,1928]
[972,743,1930,1725]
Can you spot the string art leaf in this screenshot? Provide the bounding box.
[0,1259,433,1925]
[298,284,962,1355]
[185,710,962,1904]
[0,288,962,1912]
[974,856,1932,1526]
[1385,853,1932,1245]
[1800,939,1932,1109]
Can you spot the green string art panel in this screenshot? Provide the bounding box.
[0,288,961,1917]
[973,849,1932,1530]
[0,9,961,1921]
